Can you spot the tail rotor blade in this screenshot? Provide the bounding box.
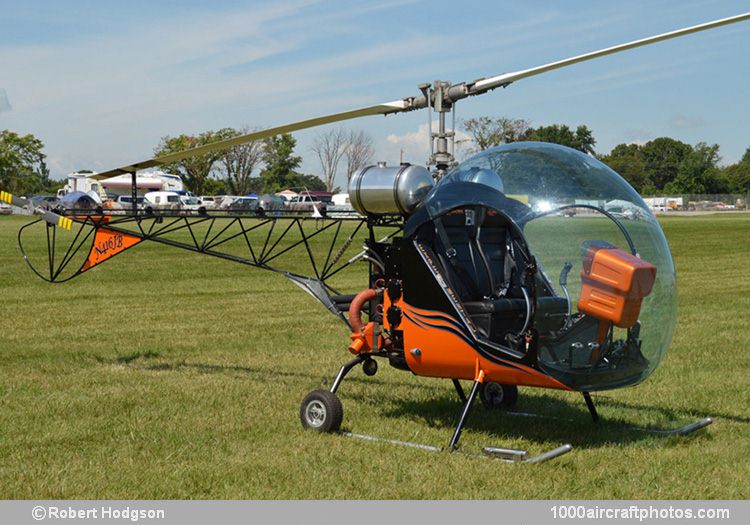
[1,190,72,231]
[41,211,73,231]
[1,190,33,210]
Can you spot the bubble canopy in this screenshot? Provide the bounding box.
[405,142,676,391]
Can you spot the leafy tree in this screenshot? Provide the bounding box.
[600,143,651,192]
[287,173,326,192]
[245,177,265,194]
[523,124,596,154]
[722,163,750,193]
[639,137,692,190]
[201,177,228,196]
[664,142,725,194]
[462,116,531,153]
[0,130,47,193]
[603,140,726,194]
[154,131,224,195]
[720,147,750,193]
[260,134,302,192]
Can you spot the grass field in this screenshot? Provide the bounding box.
[1,213,748,499]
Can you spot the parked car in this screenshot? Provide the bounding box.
[216,195,242,210]
[229,196,259,213]
[179,194,206,213]
[287,192,331,214]
[144,191,181,213]
[198,196,220,209]
[115,195,145,209]
[328,192,356,217]
[331,193,350,206]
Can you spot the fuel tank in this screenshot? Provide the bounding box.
[348,163,433,216]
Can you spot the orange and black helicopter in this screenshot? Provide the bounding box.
[3,12,748,463]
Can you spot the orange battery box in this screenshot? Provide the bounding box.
[578,243,657,328]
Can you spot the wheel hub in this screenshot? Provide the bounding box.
[305,400,327,427]
[486,383,504,405]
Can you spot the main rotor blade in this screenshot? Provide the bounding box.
[467,12,750,95]
[88,12,749,181]
[90,100,410,180]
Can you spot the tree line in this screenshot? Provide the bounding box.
[154,127,374,195]
[462,116,750,195]
[3,119,750,197]
[0,130,57,194]
[0,126,374,196]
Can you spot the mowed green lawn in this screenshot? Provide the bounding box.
[0,213,748,499]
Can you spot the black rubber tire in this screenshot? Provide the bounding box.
[362,358,378,377]
[479,382,518,409]
[300,389,343,432]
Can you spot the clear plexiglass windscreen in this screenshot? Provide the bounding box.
[452,142,676,391]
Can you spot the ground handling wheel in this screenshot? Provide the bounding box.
[300,389,343,432]
[479,382,518,409]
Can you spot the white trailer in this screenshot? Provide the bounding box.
[58,170,184,199]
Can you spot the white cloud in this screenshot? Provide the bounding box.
[3,2,748,179]
[0,88,11,113]
[669,114,705,130]
[623,128,654,146]
[0,1,454,178]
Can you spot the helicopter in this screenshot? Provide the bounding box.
[3,12,748,463]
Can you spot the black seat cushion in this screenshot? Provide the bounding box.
[463,295,568,336]
[463,297,527,316]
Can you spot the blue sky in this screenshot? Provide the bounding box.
[0,0,748,186]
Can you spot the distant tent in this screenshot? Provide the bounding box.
[605,199,642,212]
[258,194,285,211]
[60,191,100,209]
[276,189,298,200]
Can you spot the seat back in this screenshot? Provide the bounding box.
[433,209,509,301]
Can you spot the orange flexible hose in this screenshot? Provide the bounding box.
[349,288,377,333]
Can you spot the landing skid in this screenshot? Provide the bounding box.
[341,431,573,464]
[310,357,573,463]
[630,417,713,436]
[304,356,710,464]
[482,444,573,464]
[505,410,714,436]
